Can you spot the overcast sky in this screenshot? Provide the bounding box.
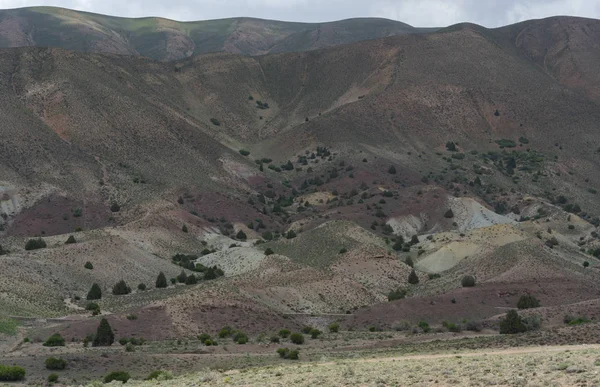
[1,0,599,27]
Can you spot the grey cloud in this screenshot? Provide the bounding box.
[0,0,599,26]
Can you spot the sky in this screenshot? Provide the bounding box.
[0,0,599,27]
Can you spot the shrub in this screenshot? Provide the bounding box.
[236,230,247,240]
[210,118,221,126]
[461,275,476,287]
[104,371,130,383]
[301,326,313,334]
[0,364,25,381]
[290,333,304,344]
[495,139,516,148]
[279,329,291,338]
[112,280,131,295]
[444,209,454,218]
[545,237,559,248]
[564,315,590,325]
[233,331,248,344]
[265,248,274,255]
[146,370,173,381]
[391,321,411,331]
[285,230,296,239]
[85,302,100,315]
[583,261,590,268]
[442,321,462,332]
[328,322,339,333]
[48,373,59,383]
[270,335,280,343]
[446,142,457,152]
[339,248,347,254]
[156,272,168,288]
[110,202,121,212]
[517,294,540,309]
[43,333,65,347]
[499,310,527,334]
[388,288,407,301]
[198,333,211,342]
[126,314,137,320]
[465,320,482,332]
[277,348,299,360]
[87,283,102,300]
[138,283,147,291]
[239,149,250,156]
[45,357,67,370]
[182,224,188,233]
[408,269,419,284]
[93,318,114,347]
[65,235,77,244]
[388,165,396,174]
[25,238,46,250]
[119,338,129,345]
[523,314,542,331]
[185,275,197,285]
[84,261,93,270]
[309,329,322,339]
[218,326,233,338]
[418,321,430,333]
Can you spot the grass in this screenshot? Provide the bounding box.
[0,317,19,335]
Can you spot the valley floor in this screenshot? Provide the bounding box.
[124,344,600,386]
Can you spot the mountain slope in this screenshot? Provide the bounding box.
[0,7,424,60]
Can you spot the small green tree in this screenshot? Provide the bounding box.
[499,310,527,334]
[461,275,476,287]
[185,275,197,285]
[112,280,131,295]
[444,209,454,218]
[45,357,67,370]
[517,294,540,309]
[84,261,93,270]
[65,235,77,244]
[408,269,419,284]
[93,318,115,347]
[43,333,65,347]
[328,322,339,333]
[177,270,187,283]
[290,332,304,344]
[25,238,46,250]
[388,165,397,174]
[104,371,130,383]
[285,230,296,239]
[86,283,102,300]
[182,224,188,233]
[236,230,247,240]
[137,283,147,291]
[265,248,274,255]
[156,272,167,288]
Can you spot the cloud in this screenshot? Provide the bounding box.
[0,0,598,26]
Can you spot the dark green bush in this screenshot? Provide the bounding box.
[499,310,527,334]
[265,248,274,255]
[110,203,121,212]
[517,294,540,309]
[104,371,130,383]
[239,149,250,156]
[285,230,296,239]
[495,139,516,148]
[138,283,147,291]
[388,165,396,174]
[339,248,347,254]
[156,272,167,288]
[0,364,25,381]
[461,275,476,287]
[112,280,131,295]
[277,348,299,360]
[301,326,313,334]
[309,329,322,339]
[279,329,291,338]
[65,235,77,244]
[25,238,46,250]
[185,275,197,285]
[328,322,339,333]
[93,318,114,347]
[290,333,304,344]
[45,357,67,370]
[388,288,407,301]
[43,333,65,347]
[446,142,457,152]
[87,283,102,300]
[182,224,188,233]
[236,230,247,240]
[233,331,248,344]
[48,373,59,383]
[444,209,454,218]
[218,326,233,338]
[84,261,93,270]
[418,321,430,333]
[408,269,419,284]
[198,333,211,342]
[210,118,221,126]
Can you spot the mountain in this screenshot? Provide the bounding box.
[2,15,600,382]
[0,6,426,60]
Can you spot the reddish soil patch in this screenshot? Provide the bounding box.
[6,195,112,237]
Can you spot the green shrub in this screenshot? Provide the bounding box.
[126,314,137,320]
[444,209,454,218]
[198,333,211,342]
[210,118,221,126]
[65,235,77,244]
[408,269,419,284]
[156,272,168,288]
[499,310,527,334]
[104,371,130,383]
[138,283,147,291]
[84,261,93,270]
[461,275,476,287]
[279,329,291,338]
[418,321,430,333]
[112,280,131,295]
[446,142,457,152]
[45,357,67,370]
[442,321,462,332]
[0,364,25,381]
[146,370,173,381]
[265,248,274,255]
[270,335,280,343]
[110,202,121,212]
[388,288,407,301]
[119,338,128,345]
[85,302,100,315]
[218,326,233,338]
[328,322,339,333]
[276,348,299,360]
[43,333,65,347]
[236,230,247,240]
[388,165,397,174]
[564,315,590,325]
[301,326,313,334]
[87,283,102,300]
[48,373,59,383]
[239,149,250,156]
[72,208,82,217]
[25,238,46,250]
[285,230,296,239]
[93,318,114,347]
[495,139,516,148]
[517,294,540,309]
[339,248,347,254]
[465,320,482,332]
[185,275,197,285]
[290,333,304,344]
[309,329,322,339]
[451,153,465,160]
[233,331,248,344]
[182,224,188,233]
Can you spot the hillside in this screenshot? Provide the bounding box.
[0,7,423,60]
[1,14,600,385]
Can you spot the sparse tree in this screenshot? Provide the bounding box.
[93,318,114,346]
[86,283,102,300]
[156,272,167,288]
